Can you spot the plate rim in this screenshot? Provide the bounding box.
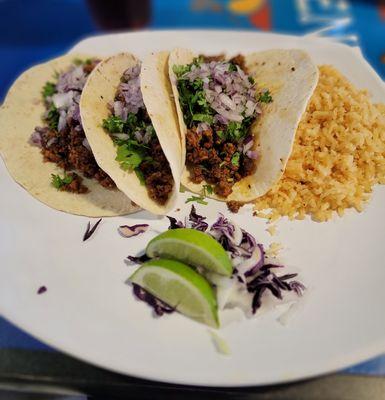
[1,29,385,387]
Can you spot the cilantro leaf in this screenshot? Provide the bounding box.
[103,116,125,133]
[203,184,213,196]
[231,152,240,167]
[46,105,60,130]
[42,82,56,99]
[115,143,144,171]
[185,195,208,205]
[258,90,273,103]
[228,63,237,72]
[173,64,191,77]
[193,56,204,66]
[51,173,73,189]
[192,114,213,124]
[248,76,255,84]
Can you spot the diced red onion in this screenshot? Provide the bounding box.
[113,101,124,119]
[243,139,254,154]
[197,122,210,134]
[82,138,91,150]
[246,150,259,160]
[29,129,43,148]
[219,93,236,111]
[213,114,228,125]
[134,130,144,142]
[118,224,149,238]
[112,133,130,141]
[178,59,263,127]
[56,66,87,93]
[52,91,75,109]
[57,110,67,132]
[46,137,57,147]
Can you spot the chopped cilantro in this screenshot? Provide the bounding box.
[173,64,191,77]
[42,82,56,99]
[231,152,240,167]
[135,169,146,185]
[51,173,73,189]
[228,63,237,72]
[248,76,255,84]
[103,116,125,133]
[226,121,244,141]
[203,184,213,196]
[217,130,226,140]
[46,105,60,130]
[258,90,273,103]
[192,56,204,66]
[185,195,208,205]
[115,143,144,171]
[192,114,213,124]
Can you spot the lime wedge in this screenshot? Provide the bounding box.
[146,228,233,277]
[129,259,219,328]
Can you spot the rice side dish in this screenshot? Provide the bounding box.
[254,65,385,222]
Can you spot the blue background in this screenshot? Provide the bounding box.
[1,0,385,376]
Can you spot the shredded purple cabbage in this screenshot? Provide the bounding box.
[132,283,174,316]
[247,264,305,313]
[166,216,184,230]
[118,224,149,238]
[127,254,150,264]
[131,206,305,316]
[187,205,208,232]
[83,218,102,242]
[37,286,47,295]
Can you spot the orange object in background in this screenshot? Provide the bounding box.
[249,1,271,31]
[228,0,271,31]
[228,0,265,14]
[379,3,385,21]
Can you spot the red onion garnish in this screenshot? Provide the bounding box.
[82,138,91,150]
[180,60,260,126]
[118,224,149,238]
[29,129,43,148]
[246,150,259,160]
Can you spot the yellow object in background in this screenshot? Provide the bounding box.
[228,0,265,14]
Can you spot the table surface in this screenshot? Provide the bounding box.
[1,0,385,392]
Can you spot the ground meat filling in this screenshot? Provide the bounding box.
[138,138,174,205]
[227,200,244,213]
[186,126,256,197]
[58,172,88,194]
[40,126,115,190]
[185,54,257,198]
[37,62,116,191]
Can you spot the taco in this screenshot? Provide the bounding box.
[168,48,319,203]
[0,54,138,217]
[80,52,181,215]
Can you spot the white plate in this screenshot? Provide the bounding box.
[1,31,385,387]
